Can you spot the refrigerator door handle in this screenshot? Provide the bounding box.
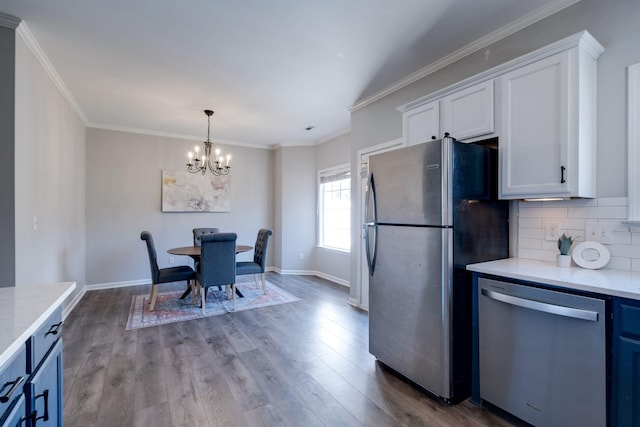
[364,173,377,275]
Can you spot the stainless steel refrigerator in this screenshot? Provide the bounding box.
[365,137,509,404]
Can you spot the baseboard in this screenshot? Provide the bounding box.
[62,279,150,319]
[313,271,349,287]
[64,270,350,318]
[271,268,350,287]
[86,279,150,291]
[62,287,87,320]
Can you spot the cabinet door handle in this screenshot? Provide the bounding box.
[45,321,64,336]
[0,376,25,403]
[35,389,50,422]
[561,165,566,183]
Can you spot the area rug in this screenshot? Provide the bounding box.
[126,281,300,330]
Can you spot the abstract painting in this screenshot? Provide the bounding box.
[161,170,230,212]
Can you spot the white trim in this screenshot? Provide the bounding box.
[61,270,349,318]
[15,22,89,124]
[85,279,150,291]
[62,287,86,320]
[358,138,404,157]
[0,12,21,28]
[318,163,351,177]
[270,267,349,287]
[313,272,349,287]
[397,30,603,114]
[63,280,148,319]
[348,297,368,311]
[352,138,405,309]
[628,63,640,221]
[88,122,271,150]
[349,0,584,112]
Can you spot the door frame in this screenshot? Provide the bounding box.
[354,138,403,311]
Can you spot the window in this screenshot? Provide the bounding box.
[318,166,351,251]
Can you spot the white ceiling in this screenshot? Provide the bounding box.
[0,0,579,148]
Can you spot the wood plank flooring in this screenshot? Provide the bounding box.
[62,274,516,427]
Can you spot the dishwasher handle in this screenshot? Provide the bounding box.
[481,288,599,322]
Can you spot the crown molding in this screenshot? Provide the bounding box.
[349,0,584,112]
[16,22,89,124]
[0,12,21,29]
[397,30,602,113]
[87,122,271,150]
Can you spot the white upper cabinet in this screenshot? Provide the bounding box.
[441,80,494,141]
[403,99,439,146]
[498,33,604,199]
[401,80,494,145]
[399,31,603,199]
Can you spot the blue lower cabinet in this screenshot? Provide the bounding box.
[613,297,640,426]
[1,395,26,427]
[616,336,640,426]
[25,339,63,427]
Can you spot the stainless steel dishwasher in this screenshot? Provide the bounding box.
[478,277,607,427]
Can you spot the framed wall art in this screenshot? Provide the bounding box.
[161,170,230,212]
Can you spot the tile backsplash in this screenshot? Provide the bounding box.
[517,197,640,271]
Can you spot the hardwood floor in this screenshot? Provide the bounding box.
[62,274,515,427]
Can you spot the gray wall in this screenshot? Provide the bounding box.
[348,0,640,301]
[275,146,316,272]
[314,132,351,284]
[0,25,15,287]
[13,32,86,297]
[85,128,273,285]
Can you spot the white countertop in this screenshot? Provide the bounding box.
[467,258,640,300]
[0,282,76,369]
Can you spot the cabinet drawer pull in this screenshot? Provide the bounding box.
[0,376,25,403]
[35,389,50,422]
[561,165,566,183]
[45,321,64,336]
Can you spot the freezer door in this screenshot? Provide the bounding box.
[369,225,452,398]
[368,141,443,225]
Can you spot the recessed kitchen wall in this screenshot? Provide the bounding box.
[517,197,640,271]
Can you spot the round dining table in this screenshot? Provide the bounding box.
[168,244,253,299]
[168,244,253,257]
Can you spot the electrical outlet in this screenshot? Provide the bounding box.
[545,223,562,241]
[168,256,175,264]
[298,252,304,260]
[585,223,614,244]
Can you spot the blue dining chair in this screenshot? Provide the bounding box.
[236,229,272,294]
[140,231,195,311]
[193,227,220,246]
[197,232,237,313]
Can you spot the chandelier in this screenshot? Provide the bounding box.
[186,109,231,175]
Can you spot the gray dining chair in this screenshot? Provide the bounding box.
[236,229,272,294]
[197,232,237,314]
[193,227,220,246]
[140,231,195,311]
[192,227,221,291]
